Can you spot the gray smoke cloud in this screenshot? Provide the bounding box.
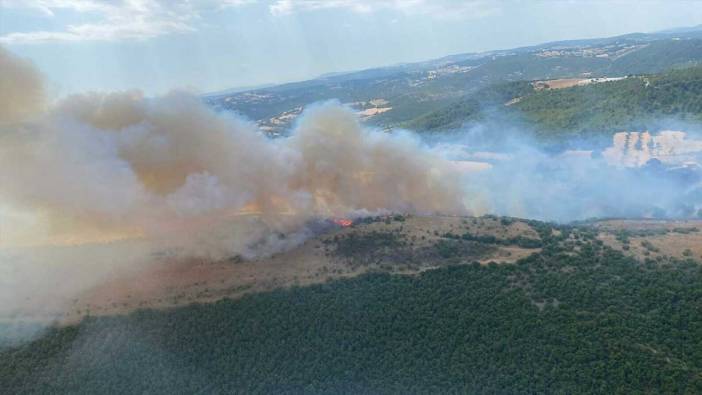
[0,47,44,124]
[0,47,467,251]
[428,123,702,221]
[0,47,470,323]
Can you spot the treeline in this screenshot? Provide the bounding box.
[442,231,543,249]
[1,222,701,394]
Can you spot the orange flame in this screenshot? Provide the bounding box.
[332,218,353,227]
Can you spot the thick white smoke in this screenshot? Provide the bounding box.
[0,46,474,321]
[0,95,468,251]
[0,47,44,124]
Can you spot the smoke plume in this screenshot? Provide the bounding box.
[0,46,476,325]
[0,47,44,124]
[0,46,472,319]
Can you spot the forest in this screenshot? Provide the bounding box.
[1,220,701,394]
[515,66,702,138]
[406,65,702,139]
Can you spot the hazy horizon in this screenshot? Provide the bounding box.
[2,0,702,98]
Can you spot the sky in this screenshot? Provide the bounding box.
[1,0,702,97]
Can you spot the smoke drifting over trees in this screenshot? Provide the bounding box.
[0,46,466,255]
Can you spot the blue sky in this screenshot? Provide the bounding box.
[2,0,702,97]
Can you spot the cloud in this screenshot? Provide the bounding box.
[269,0,374,16]
[1,0,500,44]
[0,0,253,44]
[269,0,501,20]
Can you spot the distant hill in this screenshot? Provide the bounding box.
[206,28,702,135]
[404,65,702,139]
[515,66,702,138]
[656,24,702,35]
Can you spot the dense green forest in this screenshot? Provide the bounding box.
[2,221,701,394]
[406,65,702,138]
[516,66,702,138]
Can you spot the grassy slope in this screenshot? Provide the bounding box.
[2,222,701,394]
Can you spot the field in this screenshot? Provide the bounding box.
[594,219,702,259]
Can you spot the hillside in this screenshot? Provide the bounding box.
[206,33,702,135]
[2,217,702,393]
[3,215,541,323]
[7,6,702,395]
[516,66,702,138]
[405,65,702,138]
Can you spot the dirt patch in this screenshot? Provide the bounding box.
[595,219,702,260]
[533,78,584,90]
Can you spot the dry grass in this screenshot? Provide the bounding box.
[596,219,702,260]
[534,78,584,90]
[56,215,539,322]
